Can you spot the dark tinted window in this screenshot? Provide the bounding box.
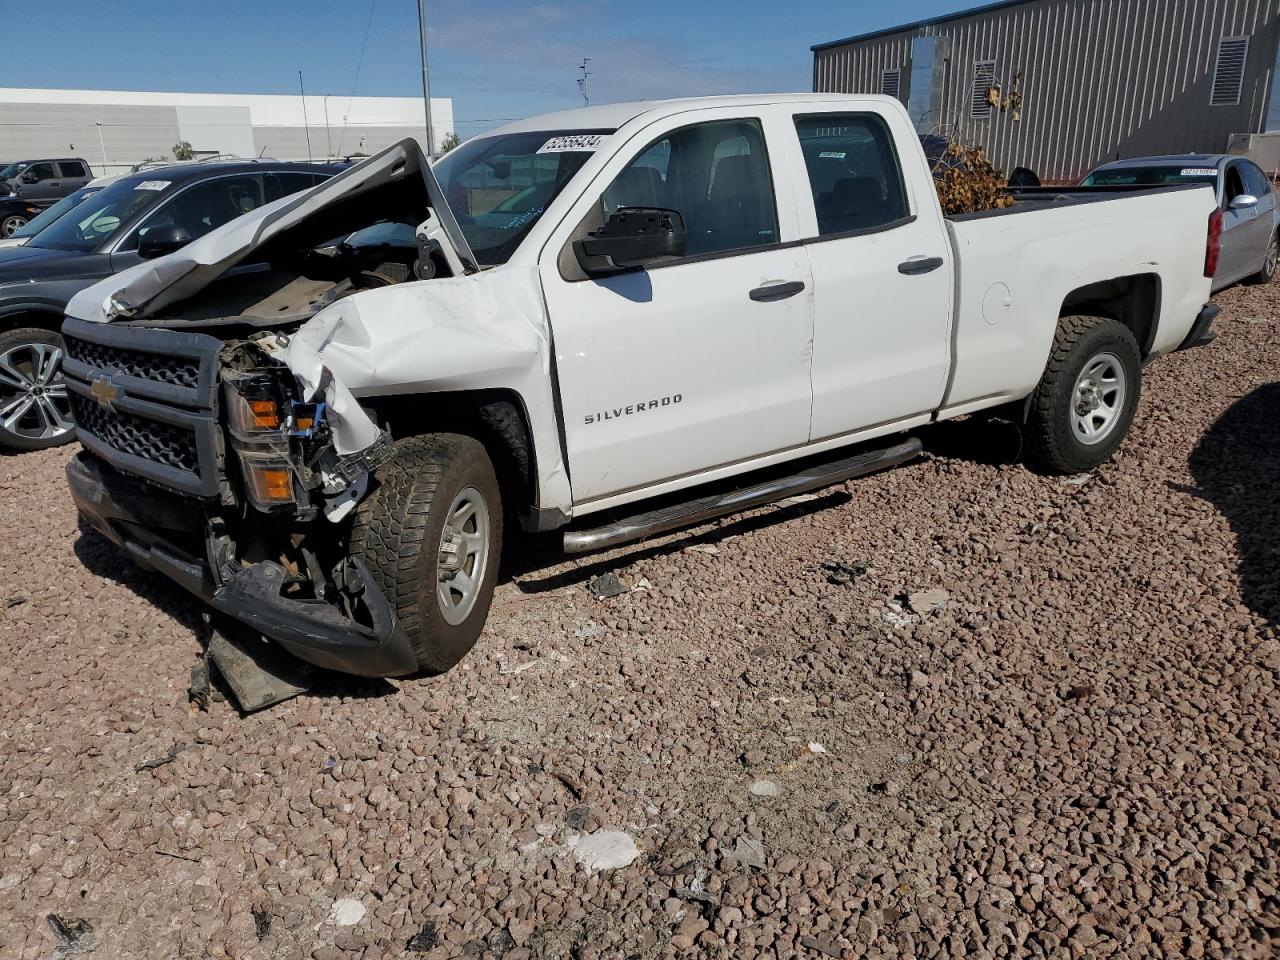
[58,161,88,179]
[603,118,778,258]
[264,171,318,203]
[129,175,263,248]
[794,114,908,236]
[1081,165,1218,187]
[1225,164,1248,204]
[25,163,55,181]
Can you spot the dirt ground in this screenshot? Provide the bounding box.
[2,278,1278,960]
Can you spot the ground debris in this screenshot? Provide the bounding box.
[821,559,867,585]
[568,829,640,872]
[46,914,93,956]
[406,920,439,952]
[134,742,186,773]
[906,588,950,616]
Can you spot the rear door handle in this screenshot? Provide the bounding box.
[898,256,944,275]
[749,280,806,302]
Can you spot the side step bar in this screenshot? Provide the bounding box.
[563,438,923,554]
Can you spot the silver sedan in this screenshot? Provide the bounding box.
[1082,153,1279,292]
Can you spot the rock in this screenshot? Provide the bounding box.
[749,780,782,797]
[588,572,629,599]
[725,836,766,869]
[568,830,640,872]
[907,589,950,615]
[327,899,366,926]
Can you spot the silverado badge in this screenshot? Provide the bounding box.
[89,375,122,410]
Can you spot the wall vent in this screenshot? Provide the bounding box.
[971,60,997,119]
[881,69,902,101]
[1210,37,1249,106]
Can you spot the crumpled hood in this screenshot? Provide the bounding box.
[65,138,473,324]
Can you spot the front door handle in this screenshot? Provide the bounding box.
[898,256,944,275]
[749,280,806,302]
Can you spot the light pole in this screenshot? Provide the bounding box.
[95,121,107,171]
[417,0,435,156]
[298,71,313,162]
[323,95,332,157]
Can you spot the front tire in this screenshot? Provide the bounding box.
[1,214,28,238]
[350,434,503,673]
[0,328,76,451]
[1023,315,1141,474]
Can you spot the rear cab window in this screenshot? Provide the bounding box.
[58,160,88,179]
[793,114,909,236]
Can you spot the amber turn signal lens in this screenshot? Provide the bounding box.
[248,399,281,429]
[247,465,293,504]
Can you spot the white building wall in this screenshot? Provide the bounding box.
[0,88,455,175]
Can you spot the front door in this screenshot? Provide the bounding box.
[541,112,814,506]
[792,110,953,441]
[21,162,59,204]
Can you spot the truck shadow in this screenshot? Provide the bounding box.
[1185,382,1280,629]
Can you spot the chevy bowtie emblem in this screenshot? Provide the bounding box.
[90,375,122,409]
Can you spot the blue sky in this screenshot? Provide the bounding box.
[5,1,975,136]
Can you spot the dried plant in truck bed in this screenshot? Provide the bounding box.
[932,142,1017,216]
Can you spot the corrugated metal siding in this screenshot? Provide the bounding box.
[814,0,1280,180]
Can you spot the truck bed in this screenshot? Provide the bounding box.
[947,182,1211,221]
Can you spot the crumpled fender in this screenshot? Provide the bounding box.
[278,264,573,515]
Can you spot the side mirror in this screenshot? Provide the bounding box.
[1230,193,1259,210]
[574,207,687,277]
[138,224,192,260]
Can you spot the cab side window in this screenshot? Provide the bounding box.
[25,162,55,182]
[601,118,778,258]
[793,113,909,236]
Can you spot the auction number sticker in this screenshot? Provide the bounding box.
[134,180,172,191]
[537,134,609,154]
[1180,168,1218,177]
[818,151,847,159]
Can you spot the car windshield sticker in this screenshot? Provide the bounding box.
[1180,168,1218,177]
[134,180,172,191]
[818,151,847,159]
[537,134,609,154]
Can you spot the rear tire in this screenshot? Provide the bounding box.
[350,434,503,673]
[0,327,76,451]
[1023,315,1141,474]
[1247,230,1278,285]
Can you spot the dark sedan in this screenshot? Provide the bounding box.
[0,160,343,450]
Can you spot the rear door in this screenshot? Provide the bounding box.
[539,108,814,506]
[792,108,954,442]
[56,160,91,193]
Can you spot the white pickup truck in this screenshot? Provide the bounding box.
[61,94,1220,678]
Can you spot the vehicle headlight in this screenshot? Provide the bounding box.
[226,387,283,434]
[237,449,297,509]
[222,373,297,511]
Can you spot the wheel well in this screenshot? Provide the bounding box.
[0,308,65,335]
[1059,273,1160,356]
[365,390,537,514]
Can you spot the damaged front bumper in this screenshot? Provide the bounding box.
[67,451,418,678]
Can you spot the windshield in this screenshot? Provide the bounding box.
[0,162,28,179]
[433,129,611,266]
[27,177,168,252]
[13,186,102,239]
[1081,165,1219,188]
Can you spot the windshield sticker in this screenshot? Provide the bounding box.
[1180,168,1218,177]
[537,134,609,154]
[134,180,172,191]
[818,151,847,159]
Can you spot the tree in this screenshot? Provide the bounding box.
[438,132,462,154]
[172,141,196,161]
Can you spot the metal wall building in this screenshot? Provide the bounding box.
[0,88,455,177]
[812,0,1280,181]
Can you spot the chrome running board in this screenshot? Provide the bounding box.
[563,438,923,554]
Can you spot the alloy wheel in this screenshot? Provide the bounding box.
[0,341,73,442]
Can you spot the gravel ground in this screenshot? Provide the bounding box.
[2,279,1279,960]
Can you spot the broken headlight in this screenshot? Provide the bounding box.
[222,372,298,512]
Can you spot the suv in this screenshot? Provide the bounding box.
[0,159,93,204]
[0,159,343,449]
